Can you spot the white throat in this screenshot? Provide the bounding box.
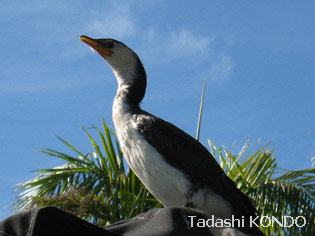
[106,48,138,88]
[113,69,134,89]
[111,68,135,129]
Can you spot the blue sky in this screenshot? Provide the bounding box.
[1,0,314,220]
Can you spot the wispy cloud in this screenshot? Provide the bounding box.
[83,2,235,82]
[86,5,135,39]
[207,55,234,81]
[169,30,212,52]
[138,29,213,63]
[84,3,214,62]
[2,1,235,96]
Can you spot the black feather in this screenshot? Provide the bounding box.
[136,113,264,235]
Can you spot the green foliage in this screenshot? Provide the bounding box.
[13,78,315,236]
[15,120,161,226]
[15,120,315,234]
[15,121,315,235]
[209,139,315,235]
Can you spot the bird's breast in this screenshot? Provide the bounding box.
[113,114,189,207]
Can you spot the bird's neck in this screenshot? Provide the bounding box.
[112,62,147,117]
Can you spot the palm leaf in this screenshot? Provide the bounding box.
[208,140,315,235]
[14,120,160,225]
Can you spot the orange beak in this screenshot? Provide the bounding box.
[80,35,114,58]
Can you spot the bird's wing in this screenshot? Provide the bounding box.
[136,113,257,218]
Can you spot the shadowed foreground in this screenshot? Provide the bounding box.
[0,207,251,236]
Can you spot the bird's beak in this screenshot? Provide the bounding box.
[80,35,114,58]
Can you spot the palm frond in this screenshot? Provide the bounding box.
[14,120,160,225]
[208,139,315,235]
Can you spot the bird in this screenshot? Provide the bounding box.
[80,35,265,236]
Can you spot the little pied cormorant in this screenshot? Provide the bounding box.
[80,35,265,236]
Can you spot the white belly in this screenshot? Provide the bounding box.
[116,121,189,206]
[112,102,232,218]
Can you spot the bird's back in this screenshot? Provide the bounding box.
[136,111,264,235]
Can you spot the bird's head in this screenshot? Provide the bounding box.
[80,35,144,87]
